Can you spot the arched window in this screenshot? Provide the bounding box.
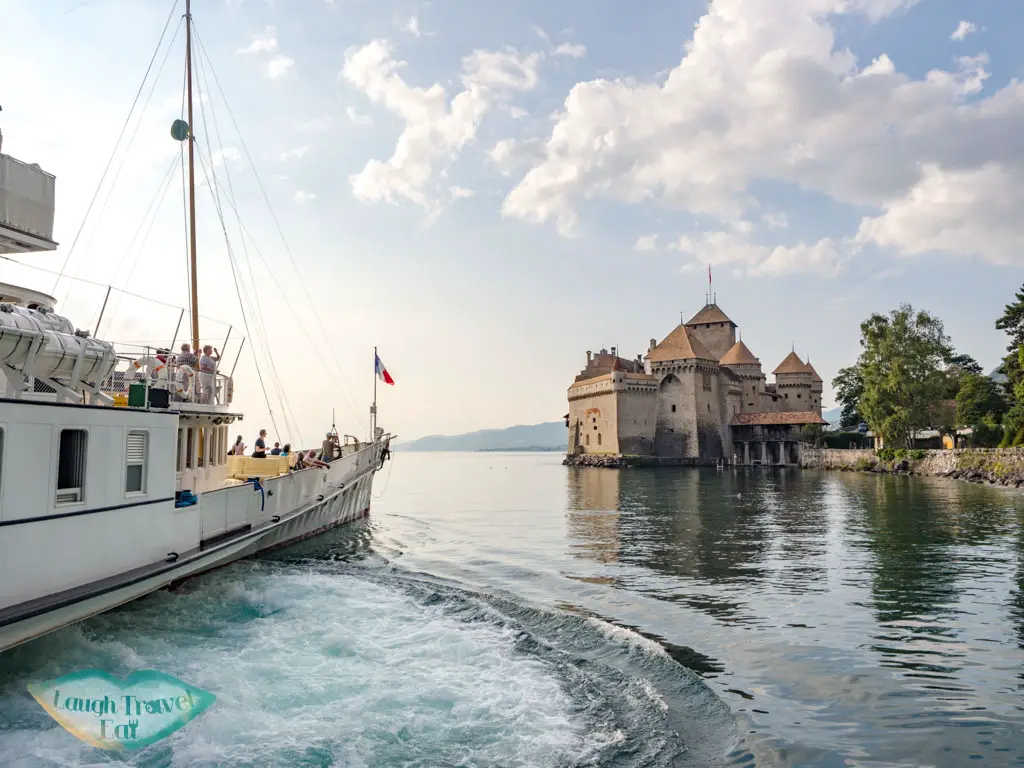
[597,433,602,446]
[586,434,590,446]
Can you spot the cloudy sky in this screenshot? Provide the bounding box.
[1,0,1021,443]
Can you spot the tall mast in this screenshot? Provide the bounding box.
[185,0,200,351]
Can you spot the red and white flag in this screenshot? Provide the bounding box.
[375,353,395,385]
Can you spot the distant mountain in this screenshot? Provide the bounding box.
[822,407,842,427]
[401,422,567,452]
[990,367,1008,384]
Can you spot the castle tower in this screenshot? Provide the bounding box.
[720,340,766,413]
[649,322,724,459]
[683,303,737,362]
[773,351,814,412]
[805,359,824,415]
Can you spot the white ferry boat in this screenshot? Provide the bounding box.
[0,2,392,653]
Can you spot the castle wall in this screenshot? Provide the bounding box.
[568,377,619,454]
[653,367,698,458]
[776,374,813,412]
[694,364,725,459]
[685,322,736,362]
[616,384,657,456]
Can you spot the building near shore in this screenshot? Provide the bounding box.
[567,300,826,465]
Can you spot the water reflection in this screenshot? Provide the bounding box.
[564,465,1024,764]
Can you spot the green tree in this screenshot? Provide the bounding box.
[855,304,953,449]
[941,351,984,399]
[955,373,1007,427]
[832,364,864,429]
[997,285,1024,446]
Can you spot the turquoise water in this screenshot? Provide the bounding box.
[2,452,1024,766]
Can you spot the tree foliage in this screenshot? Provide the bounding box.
[853,304,953,449]
[831,365,864,429]
[955,373,1007,428]
[997,285,1024,446]
[941,352,984,399]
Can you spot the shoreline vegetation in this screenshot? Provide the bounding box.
[826,284,1024,452]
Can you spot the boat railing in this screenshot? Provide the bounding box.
[99,344,235,409]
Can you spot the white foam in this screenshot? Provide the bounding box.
[585,617,672,661]
[3,564,588,767]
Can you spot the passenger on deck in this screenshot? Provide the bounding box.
[175,343,197,369]
[231,435,245,455]
[270,442,282,456]
[198,345,220,404]
[253,429,268,459]
[320,432,337,462]
[305,449,328,469]
[280,443,291,457]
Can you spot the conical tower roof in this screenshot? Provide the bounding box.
[685,303,735,327]
[720,340,760,367]
[650,324,716,363]
[805,359,823,383]
[773,350,810,375]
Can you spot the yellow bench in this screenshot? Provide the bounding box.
[226,454,292,479]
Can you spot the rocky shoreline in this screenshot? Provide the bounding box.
[801,447,1024,489]
[562,454,627,468]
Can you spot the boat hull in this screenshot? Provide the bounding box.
[0,455,381,653]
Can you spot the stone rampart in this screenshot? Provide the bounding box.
[800,447,1024,488]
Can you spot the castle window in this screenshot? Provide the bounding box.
[797,394,802,399]
[708,403,711,412]
[702,372,712,391]
[785,393,789,399]
[671,404,677,413]
[597,433,602,446]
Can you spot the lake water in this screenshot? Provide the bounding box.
[2,452,1024,766]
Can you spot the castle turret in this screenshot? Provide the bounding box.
[773,351,814,412]
[720,340,767,413]
[805,359,824,414]
[684,303,736,361]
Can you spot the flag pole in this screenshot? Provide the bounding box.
[371,345,378,442]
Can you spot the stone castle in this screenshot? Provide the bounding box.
[566,300,827,465]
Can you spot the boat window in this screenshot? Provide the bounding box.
[125,431,148,494]
[198,427,206,468]
[186,428,194,469]
[176,428,185,472]
[56,429,87,505]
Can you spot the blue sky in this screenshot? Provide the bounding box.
[0,0,1021,443]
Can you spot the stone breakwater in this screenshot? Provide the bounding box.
[800,447,1024,488]
[563,454,627,468]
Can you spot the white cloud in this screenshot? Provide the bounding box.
[299,116,332,132]
[505,105,528,120]
[280,146,309,161]
[502,0,1022,269]
[346,106,373,125]
[856,163,1024,265]
[403,16,422,38]
[762,212,789,230]
[238,26,278,55]
[951,20,976,41]
[450,186,475,200]
[211,147,241,167]
[553,42,586,59]
[673,231,847,276]
[342,39,544,208]
[633,234,658,251]
[267,55,295,79]
[293,190,316,204]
